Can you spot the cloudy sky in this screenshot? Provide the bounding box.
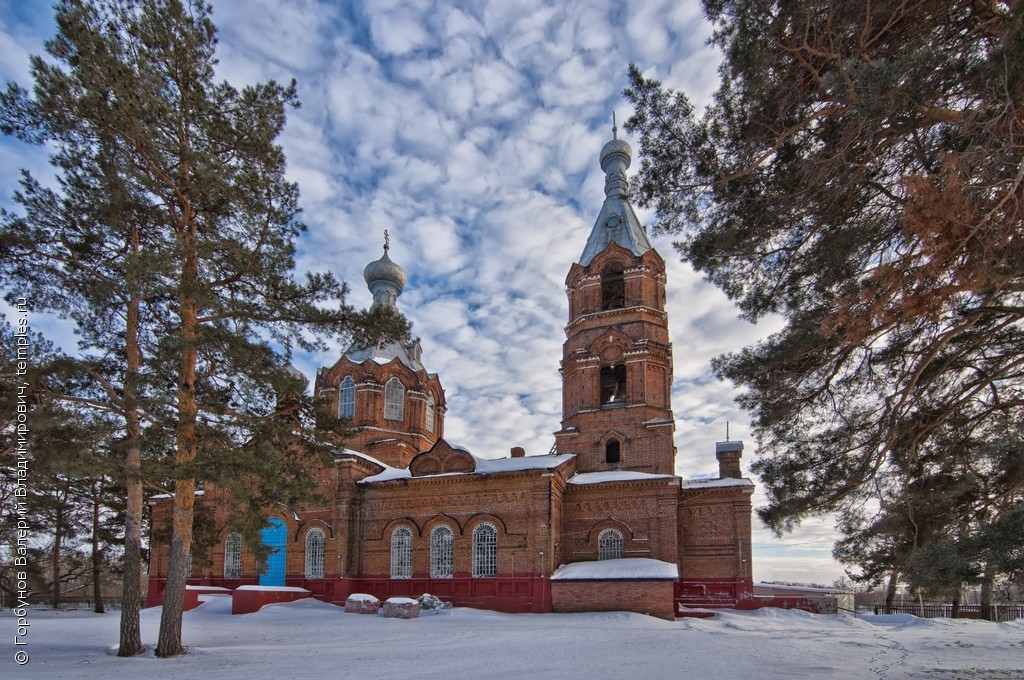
[0,0,846,584]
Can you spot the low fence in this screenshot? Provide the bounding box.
[873,604,1024,622]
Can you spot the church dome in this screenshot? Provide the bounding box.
[599,138,632,172]
[363,249,407,294]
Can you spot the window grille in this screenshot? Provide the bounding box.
[430,525,453,578]
[425,394,436,433]
[598,529,624,560]
[472,523,497,578]
[305,528,325,579]
[224,532,243,579]
[390,526,412,579]
[338,376,355,418]
[384,377,405,421]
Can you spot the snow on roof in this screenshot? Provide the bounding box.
[359,453,575,484]
[754,583,851,595]
[336,448,411,482]
[641,417,673,425]
[344,339,424,372]
[357,464,411,484]
[569,471,677,485]
[336,448,383,464]
[149,489,206,500]
[474,453,575,474]
[680,477,754,490]
[551,558,679,581]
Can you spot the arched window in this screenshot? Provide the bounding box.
[390,526,412,579]
[472,522,497,578]
[601,266,625,310]
[338,376,355,418]
[384,377,405,421]
[425,394,435,433]
[600,364,627,405]
[598,529,624,560]
[305,528,325,579]
[605,439,621,464]
[430,525,453,578]
[224,532,242,579]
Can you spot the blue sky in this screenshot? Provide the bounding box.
[0,0,846,584]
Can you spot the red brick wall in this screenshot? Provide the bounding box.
[356,468,568,579]
[551,579,675,620]
[676,486,754,604]
[559,246,676,475]
[562,480,679,564]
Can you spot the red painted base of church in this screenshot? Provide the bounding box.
[344,574,550,614]
[231,587,312,615]
[146,576,258,608]
[149,574,765,618]
[675,578,755,609]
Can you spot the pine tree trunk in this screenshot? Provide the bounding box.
[92,484,104,614]
[980,567,993,622]
[884,570,899,614]
[118,288,145,655]
[951,588,961,619]
[156,523,191,657]
[156,206,200,659]
[52,500,64,608]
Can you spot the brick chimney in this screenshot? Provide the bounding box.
[715,440,743,479]
[511,446,526,458]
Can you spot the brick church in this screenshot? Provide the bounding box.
[147,130,755,618]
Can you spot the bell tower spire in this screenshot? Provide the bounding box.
[554,130,676,475]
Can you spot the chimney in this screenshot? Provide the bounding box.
[715,440,743,479]
[510,446,526,458]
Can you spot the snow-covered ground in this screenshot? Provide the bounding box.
[3,596,1023,679]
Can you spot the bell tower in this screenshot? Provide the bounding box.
[554,127,675,475]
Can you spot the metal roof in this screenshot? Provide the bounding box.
[578,135,653,266]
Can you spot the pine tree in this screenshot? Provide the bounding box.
[1,0,406,657]
[624,1,1024,564]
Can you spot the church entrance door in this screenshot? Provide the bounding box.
[260,518,287,586]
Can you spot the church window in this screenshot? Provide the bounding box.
[598,529,624,560]
[338,376,355,418]
[224,532,242,579]
[384,377,405,421]
[185,550,193,580]
[425,394,436,433]
[304,528,325,579]
[601,267,625,310]
[430,525,453,578]
[605,439,621,464]
[390,526,412,579]
[472,522,498,578]
[600,364,627,405]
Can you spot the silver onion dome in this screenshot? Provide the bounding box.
[363,235,407,309]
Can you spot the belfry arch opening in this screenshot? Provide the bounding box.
[600,364,626,406]
[601,264,625,310]
[605,439,621,464]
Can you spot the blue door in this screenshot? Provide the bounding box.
[260,518,287,586]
